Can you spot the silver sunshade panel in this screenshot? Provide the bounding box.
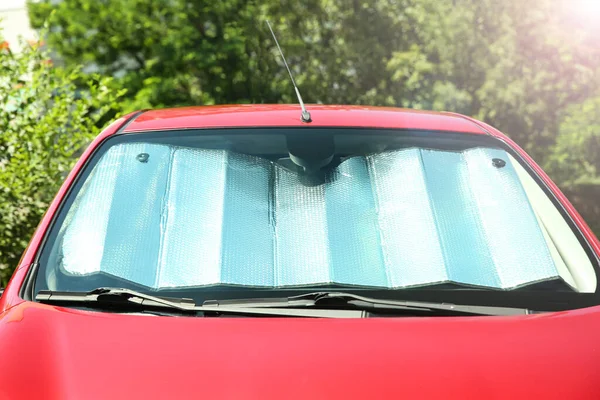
[58,143,560,289]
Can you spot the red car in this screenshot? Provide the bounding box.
[1,105,600,399]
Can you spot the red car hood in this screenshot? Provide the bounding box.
[1,301,599,399]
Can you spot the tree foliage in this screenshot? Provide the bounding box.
[28,0,600,155]
[0,34,124,284]
[547,95,600,187]
[28,0,325,110]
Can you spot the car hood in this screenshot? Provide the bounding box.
[1,301,599,399]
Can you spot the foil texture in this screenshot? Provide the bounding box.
[59,144,559,289]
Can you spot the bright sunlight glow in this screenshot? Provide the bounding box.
[570,0,600,22]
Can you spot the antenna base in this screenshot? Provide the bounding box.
[301,111,312,123]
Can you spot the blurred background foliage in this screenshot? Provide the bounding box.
[0,31,124,283]
[0,0,599,283]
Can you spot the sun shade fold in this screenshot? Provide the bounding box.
[60,143,560,289]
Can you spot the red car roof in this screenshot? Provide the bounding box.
[122,104,488,134]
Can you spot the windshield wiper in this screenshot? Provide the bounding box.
[35,288,365,318]
[37,288,533,317]
[36,288,197,314]
[202,291,533,316]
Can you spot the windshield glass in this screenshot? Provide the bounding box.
[34,128,597,305]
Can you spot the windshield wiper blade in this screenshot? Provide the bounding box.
[203,291,533,316]
[36,288,364,318]
[36,288,197,314]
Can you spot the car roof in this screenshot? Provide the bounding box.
[121,105,488,135]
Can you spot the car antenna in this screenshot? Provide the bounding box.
[266,20,312,123]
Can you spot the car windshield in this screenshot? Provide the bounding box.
[33,128,597,307]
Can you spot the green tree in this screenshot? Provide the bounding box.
[29,0,599,158]
[27,0,327,111]
[547,95,600,187]
[27,0,460,110]
[23,0,600,236]
[0,33,124,285]
[545,94,600,234]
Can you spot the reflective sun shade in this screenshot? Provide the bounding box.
[58,143,560,289]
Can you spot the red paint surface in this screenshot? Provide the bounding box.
[2,106,599,399]
[124,104,487,133]
[1,301,600,399]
